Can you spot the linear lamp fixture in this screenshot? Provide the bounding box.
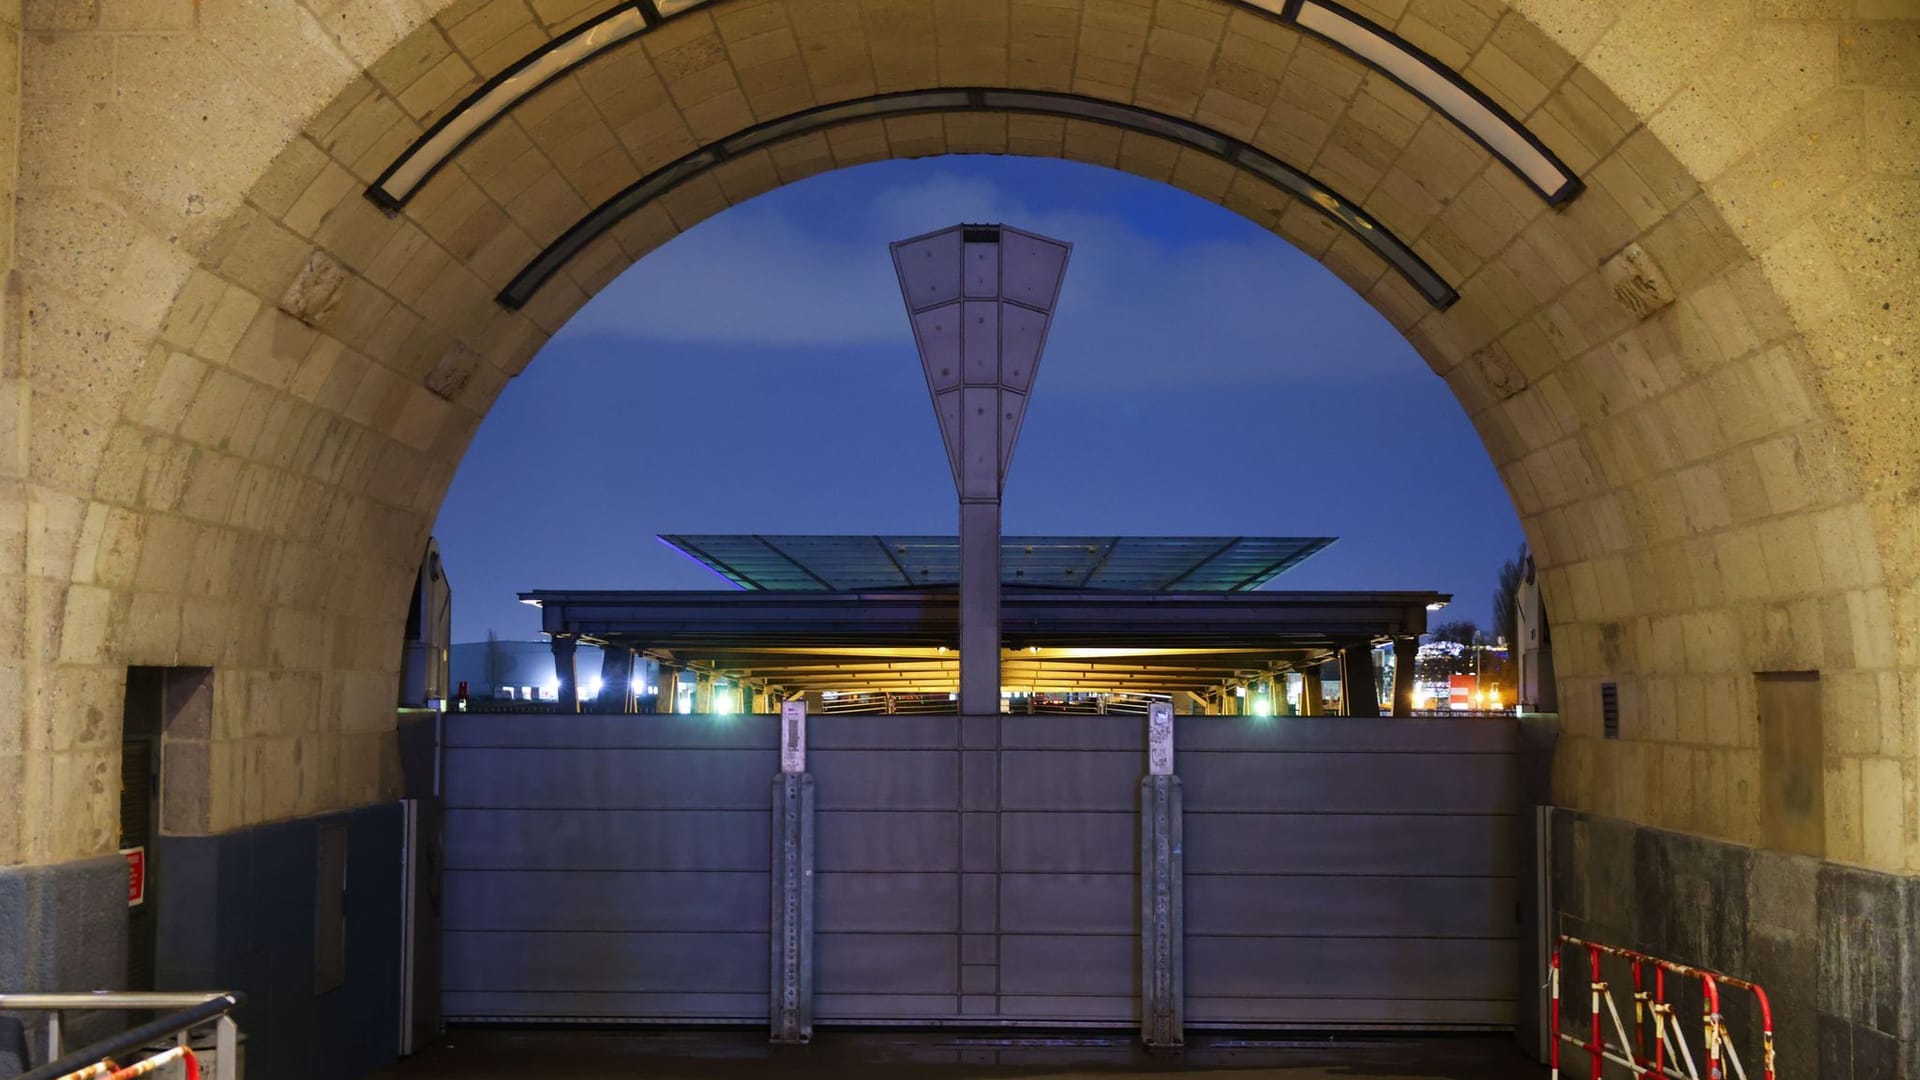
[499,89,1458,311]
[369,3,650,209]
[1259,0,1582,205]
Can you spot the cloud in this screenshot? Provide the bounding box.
[559,161,1423,390]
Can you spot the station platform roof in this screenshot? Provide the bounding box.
[517,586,1449,696]
[660,534,1334,593]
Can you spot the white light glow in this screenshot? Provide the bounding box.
[584,678,603,699]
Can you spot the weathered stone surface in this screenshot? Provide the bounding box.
[0,4,1916,1058]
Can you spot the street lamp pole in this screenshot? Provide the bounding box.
[891,224,1072,716]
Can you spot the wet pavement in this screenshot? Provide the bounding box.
[373,1029,1547,1079]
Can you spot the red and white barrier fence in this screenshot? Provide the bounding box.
[1551,935,1775,1080]
[52,1045,199,1080]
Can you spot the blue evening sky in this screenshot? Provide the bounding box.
[433,155,1522,643]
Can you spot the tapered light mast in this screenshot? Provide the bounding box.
[891,224,1072,715]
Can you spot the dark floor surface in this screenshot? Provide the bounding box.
[373,1029,1549,1079]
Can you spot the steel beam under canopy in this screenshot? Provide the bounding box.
[894,224,1071,715]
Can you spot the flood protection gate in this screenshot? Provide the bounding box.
[441,712,1520,1030]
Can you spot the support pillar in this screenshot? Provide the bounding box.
[959,500,1000,716]
[770,700,813,1043]
[1392,636,1418,717]
[1340,642,1380,717]
[694,671,714,714]
[1300,667,1324,717]
[601,647,634,713]
[655,664,677,713]
[1140,700,1183,1048]
[549,634,578,711]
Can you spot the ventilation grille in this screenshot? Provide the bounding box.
[1601,682,1620,739]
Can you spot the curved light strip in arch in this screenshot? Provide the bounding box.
[496,89,1459,312]
[366,0,1583,211]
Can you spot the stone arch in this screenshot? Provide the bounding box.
[3,2,1915,1056]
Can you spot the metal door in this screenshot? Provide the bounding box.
[1178,715,1520,1028]
[440,713,778,1022]
[807,713,1141,1025]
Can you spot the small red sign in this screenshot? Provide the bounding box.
[122,846,146,907]
[1448,674,1476,709]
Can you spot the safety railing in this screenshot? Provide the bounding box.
[0,992,242,1080]
[1551,935,1774,1080]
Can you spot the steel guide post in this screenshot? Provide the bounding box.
[770,700,813,1043]
[1140,700,1184,1048]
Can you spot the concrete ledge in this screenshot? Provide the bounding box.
[0,853,131,1057]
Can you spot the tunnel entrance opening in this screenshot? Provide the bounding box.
[434,568,1533,1034]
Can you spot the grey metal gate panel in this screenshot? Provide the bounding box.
[810,714,962,1021]
[441,714,778,1022]
[996,716,1142,1023]
[1177,716,1519,1029]
[807,714,1141,1026]
[441,711,1518,1031]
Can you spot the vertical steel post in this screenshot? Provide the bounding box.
[1140,700,1183,1048]
[600,647,634,712]
[1589,946,1603,1080]
[1341,642,1380,717]
[1391,636,1418,716]
[770,699,813,1043]
[549,634,578,711]
[215,1015,237,1080]
[1301,665,1325,716]
[959,502,1000,713]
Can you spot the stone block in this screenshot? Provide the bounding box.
[1816,863,1912,1040]
[1634,825,1750,973]
[0,852,129,996]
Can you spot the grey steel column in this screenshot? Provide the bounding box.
[654,663,676,713]
[892,224,1071,717]
[1392,636,1418,716]
[1341,643,1380,717]
[1140,700,1183,1048]
[601,647,634,713]
[959,501,999,711]
[770,699,813,1043]
[549,634,578,711]
[1300,666,1324,716]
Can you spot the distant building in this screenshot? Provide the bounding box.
[451,638,612,703]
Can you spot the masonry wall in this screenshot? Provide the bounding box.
[0,5,1913,1073]
[1552,808,1916,1079]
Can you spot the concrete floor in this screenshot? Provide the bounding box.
[373,1029,1549,1079]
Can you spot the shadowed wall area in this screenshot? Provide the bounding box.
[0,0,1915,1076]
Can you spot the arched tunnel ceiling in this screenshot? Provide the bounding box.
[501,88,1463,308]
[6,0,1914,877]
[363,0,1584,310]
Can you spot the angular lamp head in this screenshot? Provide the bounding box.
[892,224,1071,500]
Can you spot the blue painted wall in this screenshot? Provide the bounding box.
[155,803,405,1080]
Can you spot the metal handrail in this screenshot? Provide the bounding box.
[0,991,241,1080]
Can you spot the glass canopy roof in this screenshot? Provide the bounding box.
[660,535,1334,593]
